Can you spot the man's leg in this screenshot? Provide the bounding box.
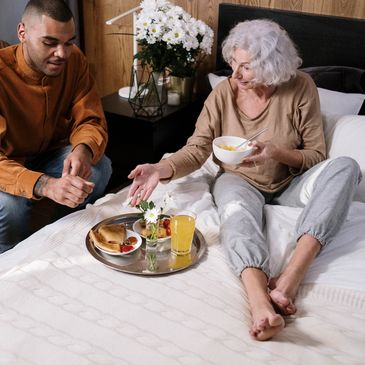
[29,146,112,222]
[0,192,33,253]
[82,154,112,206]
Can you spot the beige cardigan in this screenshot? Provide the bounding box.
[163,71,326,193]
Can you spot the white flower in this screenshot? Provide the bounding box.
[162,192,175,212]
[140,0,169,12]
[136,0,213,54]
[144,207,160,224]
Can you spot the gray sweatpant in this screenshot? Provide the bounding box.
[212,157,362,278]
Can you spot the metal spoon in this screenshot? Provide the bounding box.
[236,127,268,149]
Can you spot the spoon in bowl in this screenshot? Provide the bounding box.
[236,127,268,149]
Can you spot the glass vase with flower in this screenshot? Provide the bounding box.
[134,0,214,103]
[135,194,173,272]
[136,200,161,247]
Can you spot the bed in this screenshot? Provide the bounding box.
[1,4,365,364]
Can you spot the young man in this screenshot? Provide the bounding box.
[0,0,112,253]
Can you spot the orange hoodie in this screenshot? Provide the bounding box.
[0,44,108,199]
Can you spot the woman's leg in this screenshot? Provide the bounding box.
[242,268,285,341]
[213,173,284,340]
[270,157,362,314]
[269,235,320,315]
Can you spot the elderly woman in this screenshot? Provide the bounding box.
[128,19,361,340]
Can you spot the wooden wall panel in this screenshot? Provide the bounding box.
[82,0,365,97]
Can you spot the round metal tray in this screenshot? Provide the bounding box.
[86,213,206,276]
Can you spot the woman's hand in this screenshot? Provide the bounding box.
[127,164,162,206]
[240,140,276,167]
[241,140,303,169]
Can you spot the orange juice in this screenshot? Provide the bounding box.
[169,253,192,269]
[171,212,196,255]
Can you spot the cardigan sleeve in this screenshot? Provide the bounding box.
[164,86,224,180]
[68,50,108,164]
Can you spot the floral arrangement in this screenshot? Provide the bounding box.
[136,200,161,241]
[135,193,173,242]
[135,0,214,77]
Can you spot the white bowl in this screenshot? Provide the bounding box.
[213,136,254,165]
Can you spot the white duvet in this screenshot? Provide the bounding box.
[0,157,365,365]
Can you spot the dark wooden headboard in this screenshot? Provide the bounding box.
[216,4,365,71]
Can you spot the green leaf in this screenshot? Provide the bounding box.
[140,200,149,211]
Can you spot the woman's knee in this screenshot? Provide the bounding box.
[330,156,362,182]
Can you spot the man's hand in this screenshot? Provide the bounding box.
[34,174,95,208]
[62,144,93,179]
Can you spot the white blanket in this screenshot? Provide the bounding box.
[1,158,365,365]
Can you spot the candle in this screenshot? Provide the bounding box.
[167,92,181,106]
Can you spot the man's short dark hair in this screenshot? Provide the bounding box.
[23,0,73,22]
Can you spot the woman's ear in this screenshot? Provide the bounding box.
[17,22,26,43]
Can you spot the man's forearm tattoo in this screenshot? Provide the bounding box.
[34,175,50,198]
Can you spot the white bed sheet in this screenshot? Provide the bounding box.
[1,158,365,365]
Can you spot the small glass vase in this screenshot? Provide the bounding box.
[146,237,157,248]
[128,65,167,117]
[145,239,158,272]
[169,75,194,104]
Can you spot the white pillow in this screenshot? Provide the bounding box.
[319,89,365,147]
[328,115,365,202]
[208,73,228,89]
[321,112,341,149]
[318,87,365,117]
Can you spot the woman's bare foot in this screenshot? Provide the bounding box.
[269,288,297,315]
[241,268,287,340]
[250,305,285,340]
[268,235,322,315]
[268,273,298,315]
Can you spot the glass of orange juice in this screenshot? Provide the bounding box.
[170,210,196,256]
[169,253,192,270]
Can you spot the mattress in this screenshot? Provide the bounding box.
[1,157,365,365]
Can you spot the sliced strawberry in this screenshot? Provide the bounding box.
[121,245,134,253]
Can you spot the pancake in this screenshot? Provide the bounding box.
[98,223,126,243]
[90,223,126,253]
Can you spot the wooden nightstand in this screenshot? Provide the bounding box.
[102,92,204,191]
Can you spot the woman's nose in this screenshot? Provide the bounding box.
[232,65,241,79]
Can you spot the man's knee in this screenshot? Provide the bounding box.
[0,192,31,251]
[91,155,112,187]
[86,155,112,204]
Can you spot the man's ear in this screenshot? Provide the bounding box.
[17,22,26,43]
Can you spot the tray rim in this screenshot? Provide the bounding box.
[86,213,207,276]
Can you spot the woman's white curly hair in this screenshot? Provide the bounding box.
[222,19,302,86]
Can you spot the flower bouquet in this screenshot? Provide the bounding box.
[135,0,214,77]
[135,195,173,272]
[135,194,173,245]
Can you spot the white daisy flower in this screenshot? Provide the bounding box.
[144,207,160,224]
